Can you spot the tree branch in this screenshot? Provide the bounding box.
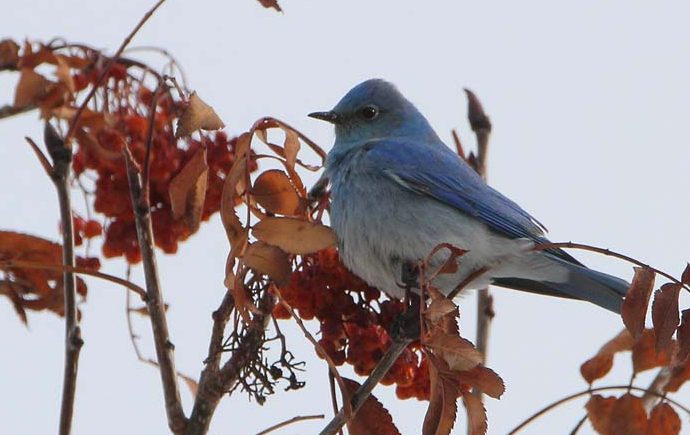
[41,123,82,435]
[256,414,325,435]
[63,0,168,145]
[185,290,274,435]
[464,88,494,401]
[0,104,37,120]
[124,149,186,434]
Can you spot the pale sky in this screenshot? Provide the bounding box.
[1,1,689,434]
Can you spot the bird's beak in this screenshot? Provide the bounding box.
[308,111,340,124]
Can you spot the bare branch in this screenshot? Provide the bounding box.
[0,104,36,120]
[185,291,274,435]
[534,241,688,292]
[39,122,83,435]
[507,385,690,434]
[256,414,325,435]
[0,259,146,299]
[63,0,168,145]
[463,88,494,404]
[124,148,186,434]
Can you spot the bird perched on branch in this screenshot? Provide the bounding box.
[309,79,629,313]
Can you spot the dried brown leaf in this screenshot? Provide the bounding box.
[681,264,690,285]
[250,169,305,215]
[0,231,93,321]
[257,0,282,11]
[609,394,648,435]
[341,378,401,435]
[0,39,20,69]
[651,283,681,354]
[580,329,634,384]
[455,366,504,399]
[175,92,225,137]
[14,68,50,107]
[252,217,336,255]
[676,309,690,363]
[586,394,616,434]
[647,402,680,435]
[425,297,458,324]
[632,329,672,374]
[169,147,208,231]
[220,156,248,248]
[425,328,482,372]
[622,267,655,339]
[665,360,690,393]
[283,129,300,170]
[462,393,487,435]
[423,354,459,435]
[242,241,291,286]
[54,55,75,93]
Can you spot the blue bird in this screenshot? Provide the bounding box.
[309,79,629,313]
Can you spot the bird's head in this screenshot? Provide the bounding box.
[309,79,438,149]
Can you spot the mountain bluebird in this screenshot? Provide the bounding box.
[309,79,629,313]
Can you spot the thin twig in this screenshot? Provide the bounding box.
[534,241,689,292]
[464,88,493,403]
[41,122,82,435]
[24,137,53,175]
[273,290,352,418]
[507,385,690,434]
[141,81,164,202]
[0,259,147,300]
[568,415,588,435]
[124,148,186,434]
[327,370,343,435]
[256,414,325,435]
[642,366,672,411]
[63,0,168,145]
[0,104,36,120]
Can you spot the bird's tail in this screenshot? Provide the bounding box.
[493,255,630,314]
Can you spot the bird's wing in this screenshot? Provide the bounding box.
[361,139,580,264]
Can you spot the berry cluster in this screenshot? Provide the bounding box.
[274,247,430,400]
[69,60,254,263]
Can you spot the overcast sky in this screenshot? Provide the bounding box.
[1,1,689,434]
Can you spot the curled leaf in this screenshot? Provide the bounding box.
[651,283,681,354]
[220,156,248,248]
[632,329,672,374]
[252,217,336,255]
[250,169,305,215]
[175,92,225,137]
[462,393,487,435]
[580,329,634,384]
[14,68,50,107]
[423,354,459,435]
[242,241,291,286]
[676,309,690,363]
[621,267,655,339]
[681,263,690,285]
[169,147,208,231]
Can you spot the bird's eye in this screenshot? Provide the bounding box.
[360,105,379,120]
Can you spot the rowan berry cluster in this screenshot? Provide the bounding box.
[274,247,430,400]
[69,61,254,263]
